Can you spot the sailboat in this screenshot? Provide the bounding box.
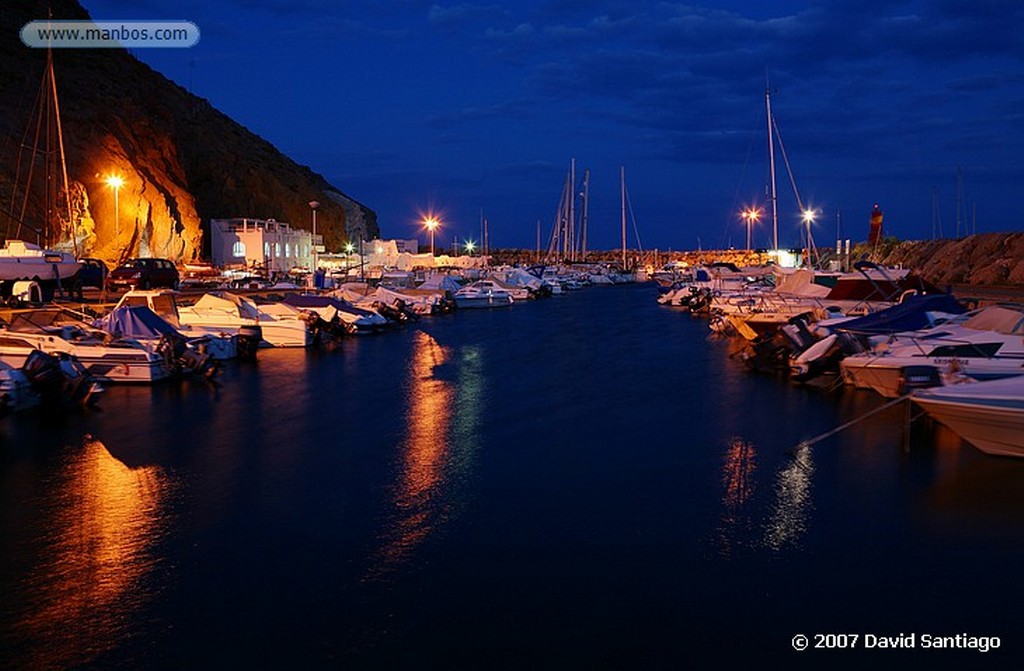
[1,38,81,302]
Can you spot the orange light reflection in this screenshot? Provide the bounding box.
[372,330,454,573]
[714,438,757,556]
[10,437,170,670]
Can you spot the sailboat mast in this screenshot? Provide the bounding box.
[48,49,76,254]
[620,166,627,269]
[567,158,576,261]
[766,83,778,250]
[536,218,541,262]
[580,168,589,260]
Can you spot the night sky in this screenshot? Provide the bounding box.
[80,1,1024,252]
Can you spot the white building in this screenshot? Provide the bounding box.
[210,218,322,274]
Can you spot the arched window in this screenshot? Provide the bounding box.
[232,241,246,258]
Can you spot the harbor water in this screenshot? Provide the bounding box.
[1,283,1022,668]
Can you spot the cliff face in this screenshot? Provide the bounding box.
[0,0,377,266]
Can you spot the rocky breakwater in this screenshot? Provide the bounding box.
[872,233,1024,288]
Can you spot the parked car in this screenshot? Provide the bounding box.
[77,257,109,289]
[106,258,180,291]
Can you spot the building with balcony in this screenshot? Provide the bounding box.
[210,218,321,274]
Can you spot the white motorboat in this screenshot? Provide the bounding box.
[0,240,81,298]
[839,305,1024,398]
[252,300,317,346]
[913,376,1024,458]
[284,293,389,334]
[478,277,532,301]
[0,309,173,383]
[177,292,309,348]
[454,282,514,309]
[1,349,101,412]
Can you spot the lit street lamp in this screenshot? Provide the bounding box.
[106,174,124,245]
[344,241,355,277]
[464,239,476,255]
[742,207,760,251]
[802,208,818,266]
[308,200,320,271]
[423,216,440,256]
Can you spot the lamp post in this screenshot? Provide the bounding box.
[742,208,760,251]
[802,208,817,266]
[423,216,439,256]
[308,200,320,272]
[344,241,354,278]
[106,174,124,247]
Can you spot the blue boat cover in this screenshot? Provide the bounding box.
[282,293,379,318]
[282,294,347,309]
[97,305,179,339]
[837,293,966,334]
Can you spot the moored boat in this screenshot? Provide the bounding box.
[0,309,171,384]
[912,376,1024,457]
[0,240,81,302]
[453,282,514,309]
[838,304,1024,397]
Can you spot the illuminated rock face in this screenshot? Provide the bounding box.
[0,0,377,265]
[77,132,203,263]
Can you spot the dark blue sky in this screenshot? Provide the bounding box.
[83,1,1024,251]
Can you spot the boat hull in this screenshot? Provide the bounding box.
[840,355,1024,398]
[913,386,1024,457]
[454,294,514,309]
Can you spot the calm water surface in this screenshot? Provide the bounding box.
[2,283,1022,668]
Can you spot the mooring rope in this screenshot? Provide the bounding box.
[790,393,913,454]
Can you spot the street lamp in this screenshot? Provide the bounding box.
[308,200,320,271]
[802,208,818,266]
[344,241,355,277]
[742,208,760,251]
[106,174,124,244]
[423,216,440,256]
[464,239,476,255]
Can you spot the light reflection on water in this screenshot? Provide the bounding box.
[764,442,814,551]
[5,437,172,670]
[367,330,481,578]
[714,438,757,556]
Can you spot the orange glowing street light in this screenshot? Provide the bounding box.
[741,207,761,251]
[106,174,124,240]
[423,216,440,256]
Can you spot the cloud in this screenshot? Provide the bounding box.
[428,3,508,28]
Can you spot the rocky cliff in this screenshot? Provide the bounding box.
[0,0,377,266]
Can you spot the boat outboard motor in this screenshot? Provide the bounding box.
[236,324,262,360]
[897,365,943,395]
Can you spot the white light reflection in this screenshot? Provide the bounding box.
[764,441,815,551]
